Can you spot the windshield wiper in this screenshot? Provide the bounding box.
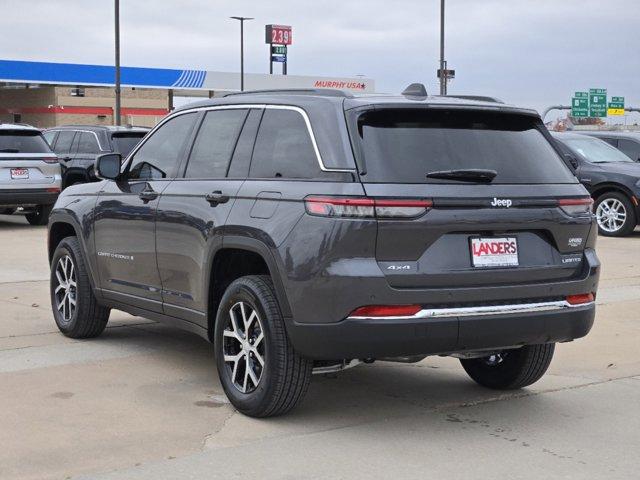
[426,168,498,183]
[0,148,20,153]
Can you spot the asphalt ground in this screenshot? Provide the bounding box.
[0,214,638,480]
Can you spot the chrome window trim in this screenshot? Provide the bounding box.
[348,300,595,320]
[122,104,355,174]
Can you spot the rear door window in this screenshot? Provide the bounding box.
[0,130,52,153]
[249,108,321,179]
[185,109,248,178]
[350,109,577,184]
[617,139,640,162]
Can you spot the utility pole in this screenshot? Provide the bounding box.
[114,0,121,125]
[439,0,446,95]
[230,16,253,91]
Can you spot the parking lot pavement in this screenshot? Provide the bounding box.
[1,213,638,480]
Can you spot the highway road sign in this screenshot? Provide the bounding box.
[589,88,607,117]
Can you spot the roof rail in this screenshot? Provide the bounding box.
[224,88,353,98]
[444,95,504,104]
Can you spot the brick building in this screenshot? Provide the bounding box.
[0,85,169,128]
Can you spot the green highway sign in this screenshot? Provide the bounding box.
[589,88,607,117]
[571,97,589,117]
[608,96,625,116]
[575,91,588,98]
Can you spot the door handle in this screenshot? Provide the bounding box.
[139,188,159,202]
[205,191,229,205]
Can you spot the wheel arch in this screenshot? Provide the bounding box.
[206,236,292,342]
[590,182,635,202]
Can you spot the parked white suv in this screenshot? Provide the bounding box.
[0,124,61,225]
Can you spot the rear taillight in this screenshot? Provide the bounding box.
[46,187,61,193]
[304,196,432,219]
[558,198,593,216]
[566,293,595,305]
[349,304,422,317]
[42,157,59,164]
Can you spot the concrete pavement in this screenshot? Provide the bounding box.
[0,214,638,480]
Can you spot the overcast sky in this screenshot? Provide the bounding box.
[2,0,639,120]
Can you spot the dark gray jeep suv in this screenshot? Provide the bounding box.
[47,87,600,417]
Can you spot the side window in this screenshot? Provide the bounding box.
[185,109,248,178]
[53,131,76,154]
[76,132,101,154]
[127,113,197,180]
[228,109,263,178]
[43,131,57,147]
[249,109,320,179]
[618,139,640,162]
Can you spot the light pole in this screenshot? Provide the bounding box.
[230,16,253,91]
[114,0,121,125]
[439,0,446,95]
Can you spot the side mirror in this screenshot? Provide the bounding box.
[95,153,122,180]
[564,153,579,170]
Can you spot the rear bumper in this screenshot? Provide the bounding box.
[287,301,595,360]
[0,189,60,207]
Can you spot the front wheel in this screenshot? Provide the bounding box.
[594,192,636,237]
[26,204,53,225]
[214,275,312,417]
[460,343,555,390]
[50,236,110,338]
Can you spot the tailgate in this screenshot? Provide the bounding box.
[0,154,59,186]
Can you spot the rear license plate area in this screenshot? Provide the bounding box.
[10,168,29,180]
[470,237,519,268]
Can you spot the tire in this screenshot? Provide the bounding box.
[214,275,312,417]
[25,204,53,226]
[50,236,110,338]
[460,343,555,390]
[594,192,636,237]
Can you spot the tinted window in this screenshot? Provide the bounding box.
[250,109,320,179]
[228,109,263,178]
[351,109,576,184]
[0,131,52,153]
[54,131,76,154]
[127,113,196,180]
[76,132,101,154]
[185,109,248,178]
[617,139,640,161]
[559,136,633,164]
[43,131,57,147]
[111,133,146,157]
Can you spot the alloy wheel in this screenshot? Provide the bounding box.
[54,255,77,323]
[596,198,627,233]
[222,301,265,393]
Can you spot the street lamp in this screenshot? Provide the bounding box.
[114,0,121,125]
[230,16,254,91]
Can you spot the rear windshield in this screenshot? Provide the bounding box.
[350,109,576,184]
[111,133,146,157]
[0,130,51,154]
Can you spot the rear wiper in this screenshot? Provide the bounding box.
[426,168,497,183]
[0,148,19,153]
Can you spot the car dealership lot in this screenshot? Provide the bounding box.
[1,215,639,480]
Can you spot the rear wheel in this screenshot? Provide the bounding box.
[25,204,52,226]
[594,192,636,237]
[50,236,110,338]
[460,343,555,390]
[214,275,312,417]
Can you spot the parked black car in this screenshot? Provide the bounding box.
[43,125,149,188]
[581,131,640,162]
[48,88,599,417]
[552,132,640,236]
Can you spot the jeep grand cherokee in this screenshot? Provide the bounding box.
[47,86,599,417]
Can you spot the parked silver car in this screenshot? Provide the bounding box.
[0,124,61,225]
